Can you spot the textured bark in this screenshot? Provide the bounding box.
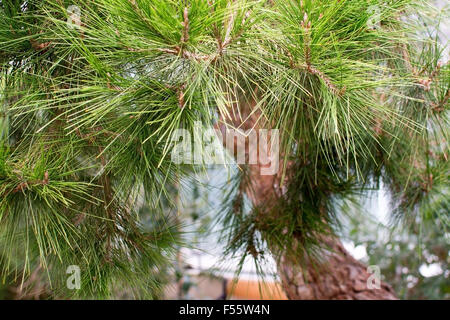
[246,154,398,299]
[219,99,398,300]
[278,238,397,300]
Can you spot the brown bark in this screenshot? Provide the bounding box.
[278,238,397,300]
[218,99,398,300]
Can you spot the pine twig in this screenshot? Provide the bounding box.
[11,171,49,194]
[431,88,450,113]
[180,7,189,44]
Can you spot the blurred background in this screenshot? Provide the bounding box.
[162,164,449,300]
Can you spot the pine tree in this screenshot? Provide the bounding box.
[0,0,448,299]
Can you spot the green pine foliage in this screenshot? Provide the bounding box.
[0,0,448,298]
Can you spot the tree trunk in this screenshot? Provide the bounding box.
[277,237,397,300]
[219,101,398,300]
[246,159,398,299]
